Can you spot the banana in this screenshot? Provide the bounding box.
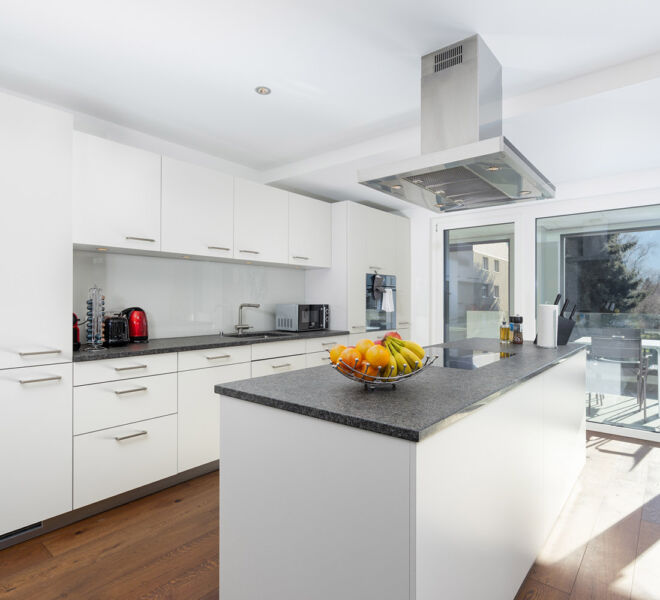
[399,347,422,370]
[401,340,425,361]
[385,353,397,380]
[386,340,411,375]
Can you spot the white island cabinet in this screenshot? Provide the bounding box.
[217,343,586,600]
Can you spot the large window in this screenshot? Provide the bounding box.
[537,205,660,434]
[444,223,514,342]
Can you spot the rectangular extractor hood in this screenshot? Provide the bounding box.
[358,35,555,212]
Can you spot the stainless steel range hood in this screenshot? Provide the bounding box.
[358,35,555,212]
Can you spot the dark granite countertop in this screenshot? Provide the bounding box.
[215,338,586,442]
[73,330,350,362]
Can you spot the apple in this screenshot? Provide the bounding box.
[374,339,383,345]
[385,331,402,340]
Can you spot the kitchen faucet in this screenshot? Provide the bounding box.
[235,303,261,334]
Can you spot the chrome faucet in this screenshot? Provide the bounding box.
[235,303,261,334]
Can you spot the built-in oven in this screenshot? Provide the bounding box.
[275,304,329,332]
[366,273,396,332]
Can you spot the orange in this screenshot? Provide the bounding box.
[328,344,346,364]
[338,347,361,374]
[365,345,391,369]
[354,338,374,357]
[362,365,381,382]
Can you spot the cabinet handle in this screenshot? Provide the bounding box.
[351,325,364,330]
[114,364,147,372]
[114,386,148,395]
[292,256,309,260]
[115,430,148,442]
[239,249,260,255]
[19,349,62,357]
[206,354,231,360]
[369,266,383,270]
[321,341,337,347]
[399,322,410,326]
[19,375,62,385]
[125,236,156,243]
[208,246,231,251]
[271,363,291,369]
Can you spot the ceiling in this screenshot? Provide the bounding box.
[1,0,660,209]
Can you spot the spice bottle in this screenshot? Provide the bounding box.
[499,320,510,343]
[510,315,523,344]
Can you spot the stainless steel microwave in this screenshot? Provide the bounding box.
[275,304,329,332]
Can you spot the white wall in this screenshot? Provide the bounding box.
[73,251,305,338]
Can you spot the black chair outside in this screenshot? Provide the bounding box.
[586,328,650,423]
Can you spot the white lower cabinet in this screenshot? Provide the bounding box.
[0,363,72,536]
[73,373,178,435]
[251,354,307,378]
[74,414,177,509]
[178,362,251,472]
[306,351,332,368]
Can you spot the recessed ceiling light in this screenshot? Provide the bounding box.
[412,179,424,184]
[391,184,402,190]
[183,255,190,259]
[519,190,531,196]
[97,247,108,252]
[486,166,500,171]
[255,86,271,95]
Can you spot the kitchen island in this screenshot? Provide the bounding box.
[215,338,586,600]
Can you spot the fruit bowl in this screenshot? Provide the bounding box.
[332,354,438,391]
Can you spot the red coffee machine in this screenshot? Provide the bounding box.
[120,307,149,342]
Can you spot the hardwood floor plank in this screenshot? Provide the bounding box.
[515,577,570,600]
[630,520,660,600]
[41,472,218,557]
[0,540,52,580]
[0,506,218,600]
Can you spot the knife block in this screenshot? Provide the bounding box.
[557,316,575,346]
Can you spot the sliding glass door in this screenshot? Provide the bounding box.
[537,204,660,434]
[444,223,514,342]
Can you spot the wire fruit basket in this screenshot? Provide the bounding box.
[332,354,438,391]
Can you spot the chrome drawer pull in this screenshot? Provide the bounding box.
[206,354,231,360]
[115,430,148,442]
[369,266,383,270]
[114,364,147,372]
[271,363,291,369]
[292,256,309,260]
[351,325,364,330]
[125,236,155,243]
[19,349,62,357]
[321,341,337,347]
[399,322,410,326]
[239,249,260,255]
[19,375,62,385]
[208,246,230,251]
[114,386,148,396]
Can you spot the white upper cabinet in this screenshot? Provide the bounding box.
[288,192,332,268]
[0,92,72,369]
[72,132,161,251]
[161,156,234,258]
[234,178,288,264]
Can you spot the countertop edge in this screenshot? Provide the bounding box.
[216,343,587,443]
[73,330,351,362]
[416,344,587,441]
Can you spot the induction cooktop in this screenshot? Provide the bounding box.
[432,348,516,370]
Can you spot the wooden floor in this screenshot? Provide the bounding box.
[0,434,658,599]
[516,434,660,600]
[0,471,219,600]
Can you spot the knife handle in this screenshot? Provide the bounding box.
[553,294,562,305]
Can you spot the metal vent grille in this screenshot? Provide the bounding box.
[434,45,463,71]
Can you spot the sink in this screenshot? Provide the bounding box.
[221,331,294,340]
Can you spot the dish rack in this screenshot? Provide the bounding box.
[332,354,438,391]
